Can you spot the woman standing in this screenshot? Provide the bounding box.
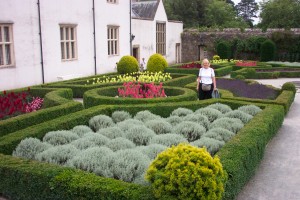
[196,59,217,100]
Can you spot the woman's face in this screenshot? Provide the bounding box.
[202,60,210,68]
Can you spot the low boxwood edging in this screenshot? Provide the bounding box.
[0,99,286,200]
[0,88,83,137]
[83,86,197,108]
[165,65,232,77]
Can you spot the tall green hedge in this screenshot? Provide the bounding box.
[260,39,276,62]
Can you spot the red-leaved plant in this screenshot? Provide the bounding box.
[118,82,166,98]
[235,60,257,67]
[179,62,201,69]
[0,88,44,120]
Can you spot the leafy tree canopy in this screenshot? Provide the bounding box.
[235,0,259,27]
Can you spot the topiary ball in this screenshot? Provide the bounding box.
[117,55,139,74]
[146,53,168,72]
[146,143,227,200]
[281,82,296,94]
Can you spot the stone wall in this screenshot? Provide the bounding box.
[181,28,300,63]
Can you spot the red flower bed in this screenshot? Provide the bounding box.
[0,88,44,120]
[118,82,166,98]
[235,61,257,67]
[179,62,201,69]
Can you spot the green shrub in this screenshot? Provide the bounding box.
[145,119,173,134]
[216,41,231,60]
[117,55,139,74]
[148,133,188,147]
[12,138,52,159]
[235,75,245,80]
[260,39,276,62]
[146,53,168,72]
[281,82,296,93]
[173,121,206,142]
[146,143,226,200]
[191,137,225,155]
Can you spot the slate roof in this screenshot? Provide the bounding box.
[131,0,159,20]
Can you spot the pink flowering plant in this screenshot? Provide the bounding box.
[179,62,201,69]
[235,60,257,67]
[118,82,166,98]
[0,88,44,120]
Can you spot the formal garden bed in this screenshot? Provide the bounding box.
[0,55,298,200]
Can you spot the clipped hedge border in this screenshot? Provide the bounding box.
[184,81,295,114]
[165,65,233,77]
[0,99,286,200]
[0,88,83,137]
[231,67,300,79]
[83,86,198,108]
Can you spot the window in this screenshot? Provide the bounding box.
[60,25,77,61]
[0,24,15,68]
[107,0,117,3]
[107,26,119,56]
[156,22,166,55]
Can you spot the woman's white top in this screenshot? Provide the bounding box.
[198,67,215,84]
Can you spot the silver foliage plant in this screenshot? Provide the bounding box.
[183,113,210,130]
[69,137,97,150]
[209,117,244,134]
[89,114,115,132]
[111,110,132,123]
[134,110,161,123]
[203,128,235,142]
[83,133,110,146]
[12,137,52,160]
[173,121,206,142]
[123,126,156,146]
[149,133,188,147]
[191,137,225,156]
[134,144,168,160]
[116,119,144,132]
[207,103,232,114]
[238,105,262,116]
[165,115,183,126]
[43,130,79,146]
[105,137,136,151]
[224,110,253,124]
[170,107,193,117]
[97,126,124,139]
[145,119,173,135]
[195,107,223,122]
[72,125,93,137]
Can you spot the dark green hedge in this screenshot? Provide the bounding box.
[165,65,232,77]
[0,88,83,137]
[231,67,300,79]
[83,86,197,108]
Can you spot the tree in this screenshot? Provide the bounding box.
[204,0,248,28]
[258,0,300,29]
[235,0,259,27]
[162,0,210,28]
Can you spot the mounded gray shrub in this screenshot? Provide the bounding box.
[70,138,97,150]
[145,119,173,134]
[165,115,183,126]
[123,126,156,146]
[238,105,262,116]
[170,107,193,117]
[35,144,79,165]
[72,125,94,137]
[94,153,116,178]
[191,137,225,155]
[207,103,232,114]
[43,130,80,146]
[66,146,113,172]
[173,121,206,142]
[111,149,151,182]
[83,134,110,146]
[209,117,244,134]
[183,114,210,130]
[111,110,132,123]
[195,107,223,122]
[134,144,168,160]
[97,126,124,139]
[12,138,52,160]
[105,137,136,151]
[149,133,188,147]
[203,128,235,142]
[89,115,115,132]
[224,110,253,124]
[134,110,161,123]
[116,119,144,132]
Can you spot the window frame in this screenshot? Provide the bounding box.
[107,26,119,56]
[156,22,166,55]
[0,23,15,68]
[59,24,78,61]
[107,0,118,4]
